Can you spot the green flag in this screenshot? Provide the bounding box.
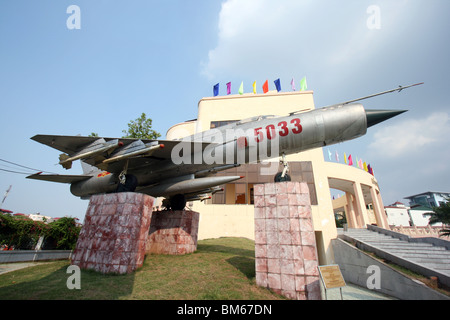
[238,81,244,95]
[300,77,307,91]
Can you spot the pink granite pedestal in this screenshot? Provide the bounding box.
[71,193,153,274]
[254,182,321,300]
[146,210,199,255]
[72,193,200,274]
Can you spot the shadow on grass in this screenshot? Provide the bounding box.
[226,256,255,279]
[197,244,254,257]
[197,243,256,279]
[0,261,136,300]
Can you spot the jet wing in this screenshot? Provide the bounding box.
[31,134,217,173]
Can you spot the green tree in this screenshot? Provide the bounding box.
[0,214,81,250]
[424,198,450,238]
[122,113,161,140]
[46,217,81,250]
[0,213,48,249]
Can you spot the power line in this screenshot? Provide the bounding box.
[0,158,56,175]
[0,168,35,175]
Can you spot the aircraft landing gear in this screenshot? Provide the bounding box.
[116,173,138,192]
[116,160,138,192]
[274,172,291,182]
[169,194,187,211]
[162,194,187,211]
[274,153,291,182]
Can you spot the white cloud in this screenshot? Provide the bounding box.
[368,112,450,159]
[201,0,414,81]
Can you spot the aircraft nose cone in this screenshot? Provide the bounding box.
[365,109,407,128]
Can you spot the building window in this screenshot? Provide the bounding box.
[235,183,246,204]
[210,120,238,129]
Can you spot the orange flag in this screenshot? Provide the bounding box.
[262,80,269,93]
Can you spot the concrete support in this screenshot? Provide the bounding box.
[376,191,388,226]
[370,187,388,228]
[352,182,370,227]
[254,182,321,300]
[345,192,357,229]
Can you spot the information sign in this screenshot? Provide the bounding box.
[318,265,346,289]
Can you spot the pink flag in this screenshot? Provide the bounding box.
[226,82,231,95]
[348,154,353,166]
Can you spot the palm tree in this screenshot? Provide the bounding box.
[424,198,450,238]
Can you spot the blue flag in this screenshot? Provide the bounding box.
[274,78,281,92]
[213,83,219,96]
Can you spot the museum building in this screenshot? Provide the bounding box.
[165,90,387,265]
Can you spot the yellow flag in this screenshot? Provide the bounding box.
[253,81,257,94]
[344,152,347,164]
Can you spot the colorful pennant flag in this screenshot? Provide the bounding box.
[328,149,332,161]
[335,150,339,162]
[291,78,296,91]
[274,78,281,92]
[300,76,307,91]
[238,81,244,95]
[253,81,257,94]
[226,82,231,95]
[263,80,269,93]
[344,152,347,164]
[358,159,363,170]
[348,154,353,166]
[213,83,219,97]
[368,164,373,175]
[363,162,368,172]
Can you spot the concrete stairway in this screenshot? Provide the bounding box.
[339,226,450,287]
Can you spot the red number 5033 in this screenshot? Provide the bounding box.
[254,118,302,143]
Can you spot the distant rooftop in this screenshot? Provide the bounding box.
[404,191,450,199]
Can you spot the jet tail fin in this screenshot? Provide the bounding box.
[81,160,102,175]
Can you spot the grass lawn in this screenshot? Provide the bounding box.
[0,237,284,300]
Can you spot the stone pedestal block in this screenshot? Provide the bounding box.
[71,193,153,274]
[146,210,199,255]
[254,182,321,300]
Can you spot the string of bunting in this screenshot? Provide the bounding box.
[213,77,308,97]
[327,149,375,176]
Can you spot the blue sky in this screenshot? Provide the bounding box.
[1,1,449,222]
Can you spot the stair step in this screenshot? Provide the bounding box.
[342,228,450,281]
[388,249,450,255]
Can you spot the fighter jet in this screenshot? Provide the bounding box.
[27,83,422,210]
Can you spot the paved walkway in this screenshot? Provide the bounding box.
[0,262,45,275]
[320,282,397,300]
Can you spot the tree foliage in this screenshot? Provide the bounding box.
[424,197,450,238]
[0,214,81,250]
[122,113,161,140]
